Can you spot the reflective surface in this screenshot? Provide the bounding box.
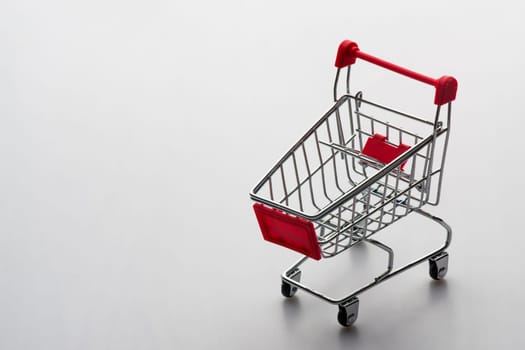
[1,0,524,349]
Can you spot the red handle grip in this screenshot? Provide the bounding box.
[335,40,457,105]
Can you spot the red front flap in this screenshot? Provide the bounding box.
[253,204,321,260]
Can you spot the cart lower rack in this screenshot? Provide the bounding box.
[249,39,457,327]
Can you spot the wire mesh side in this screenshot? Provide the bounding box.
[251,94,450,258]
[315,145,432,257]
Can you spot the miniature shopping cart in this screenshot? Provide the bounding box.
[249,39,458,327]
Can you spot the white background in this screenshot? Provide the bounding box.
[1,1,524,349]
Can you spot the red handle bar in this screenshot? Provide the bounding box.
[335,40,457,105]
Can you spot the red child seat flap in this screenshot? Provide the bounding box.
[253,203,321,260]
[361,133,411,170]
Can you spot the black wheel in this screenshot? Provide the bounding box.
[337,309,354,327]
[281,269,301,298]
[429,252,449,280]
[281,281,297,298]
[337,298,359,327]
[429,261,439,280]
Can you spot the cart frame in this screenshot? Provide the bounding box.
[249,39,457,326]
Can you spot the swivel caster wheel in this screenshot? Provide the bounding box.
[281,269,301,298]
[338,297,359,327]
[429,252,449,280]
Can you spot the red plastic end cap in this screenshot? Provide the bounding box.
[335,40,360,68]
[253,204,321,260]
[434,75,458,105]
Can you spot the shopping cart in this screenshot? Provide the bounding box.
[249,39,457,327]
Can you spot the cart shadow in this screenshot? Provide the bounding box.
[281,297,302,323]
[338,325,361,342]
[427,279,449,301]
[336,281,450,347]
